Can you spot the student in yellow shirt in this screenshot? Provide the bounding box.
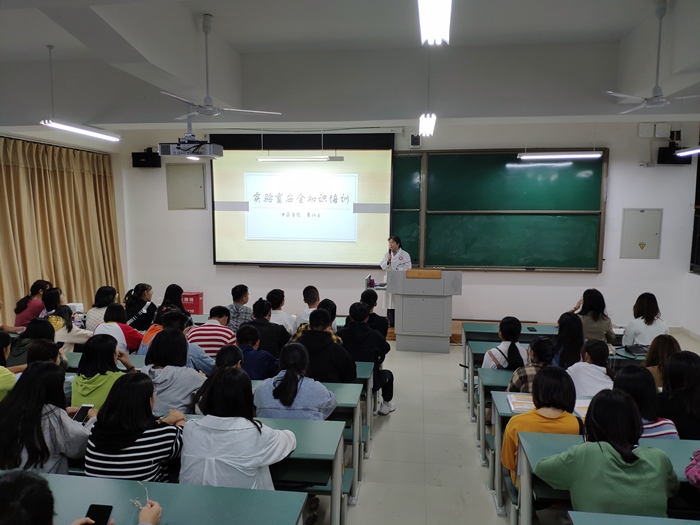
[501,366,581,484]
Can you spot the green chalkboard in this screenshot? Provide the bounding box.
[427,153,603,211]
[391,150,607,271]
[425,214,600,269]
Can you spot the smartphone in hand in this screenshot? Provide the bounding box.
[71,404,94,424]
[86,504,113,525]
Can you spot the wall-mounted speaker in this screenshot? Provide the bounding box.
[410,134,421,149]
[131,151,161,168]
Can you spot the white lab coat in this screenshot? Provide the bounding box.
[180,416,296,490]
[379,248,412,309]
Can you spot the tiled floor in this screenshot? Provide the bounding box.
[311,331,700,525]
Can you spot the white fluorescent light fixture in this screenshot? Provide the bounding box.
[517,151,603,160]
[675,146,700,157]
[257,155,344,163]
[418,0,452,45]
[419,113,436,136]
[186,156,201,161]
[40,119,120,142]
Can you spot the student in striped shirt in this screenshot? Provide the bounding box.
[613,365,678,439]
[85,372,186,481]
[186,306,237,357]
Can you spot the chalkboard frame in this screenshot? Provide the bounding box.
[391,148,608,273]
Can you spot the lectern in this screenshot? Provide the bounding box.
[386,270,462,353]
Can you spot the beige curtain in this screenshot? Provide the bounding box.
[0,137,124,326]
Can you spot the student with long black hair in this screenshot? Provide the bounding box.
[181,367,296,489]
[93,303,143,353]
[567,339,614,397]
[49,305,92,353]
[71,334,137,410]
[613,366,678,439]
[85,372,185,482]
[658,351,700,439]
[158,284,192,327]
[481,316,527,371]
[0,361,93,474]
[552,311,584,369]
[124,283,157,331]
[571,288,616,344]
[644,334,681,388]
[41,287,65,316]
[535,389,679,517]
[85,286,117,331]
[254,343,337,420]
[14,279,52,327]
[6,319,55,368]
[622,292,669,347]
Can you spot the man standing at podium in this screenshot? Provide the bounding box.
[379,235,412,327]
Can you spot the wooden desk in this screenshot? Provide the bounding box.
[464,341,494,422]
[252,380,364,503]
[47,473,305,525]
[569,511,697,525]
[518,433,700,525]
[66,352,146,372]
[476,368,512,466]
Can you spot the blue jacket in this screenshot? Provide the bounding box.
[254,371,337,420]
[240,344,279,380]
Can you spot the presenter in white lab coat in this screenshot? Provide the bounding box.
[379,235,412,327]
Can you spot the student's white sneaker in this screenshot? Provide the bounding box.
[378,400,396,415]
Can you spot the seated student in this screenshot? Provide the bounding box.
[502,367,581,484]
[93,303,144,353]
[0,361,95,474]
[7,319,55,368]
[644,334,681,389]
[41,287,66,318]
[0,469,162,525]
[26,339,68,370]
[227,284,253,332]
[481,316,528,370]
[160,311,215,376]
[535,389,679,517]
[298,309,356,384]
[137,304,179,355]
[337,302,395,415]
[295,285,321,331]
[360,288,389,339]
[570,288,616,344]
[85,286,117,332]
[71,334,137,410]
[13,279,52,327]
[658,351,700,439]
[622,292,669,347]
[157,284,193,327]
[240,298,291,358]
[124,282,157,331]
[613,366,678,439]
[254,343,337,420]
[267,288,296,335]
[552,312,584,369]
[143,329,206,414]
[194,345,244,413]
[567,340,614,397]
[186,305,237,357]
[181,367,296,490]
[506,337,554,393]
[292,298,344,345]
[236,324,278,380]
[85,372,185,482]
[0,331,16,400]
[48,305,92,353]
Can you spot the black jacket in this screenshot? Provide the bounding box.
[337,321,390,374]
[367,313,389,339]
[240,318,291,358]
[297,330,356,383]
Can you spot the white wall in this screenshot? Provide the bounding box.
[114,121,698,329]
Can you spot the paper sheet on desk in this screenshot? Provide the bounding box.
[507,394,535,413]
[574,399,591,418]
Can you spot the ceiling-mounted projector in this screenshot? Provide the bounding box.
[158,133,223,158]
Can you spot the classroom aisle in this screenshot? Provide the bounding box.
[312,331,700,525]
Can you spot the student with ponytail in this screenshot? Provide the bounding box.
[254,343,337,420]
[481,316,527,371]
[534,389,679,517]
[14,280,52,327]
[124,283,157,331]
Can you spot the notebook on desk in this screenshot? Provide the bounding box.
[625,344,649,356]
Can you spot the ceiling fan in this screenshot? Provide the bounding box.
[161,14,281,120]
[606,0,700,114]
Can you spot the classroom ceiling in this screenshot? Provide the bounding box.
[0,0,699,132]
